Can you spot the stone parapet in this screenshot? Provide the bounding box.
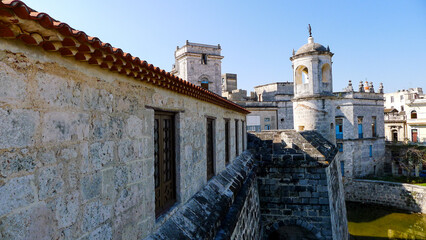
[146,150,261,240]
[344,179,426,213]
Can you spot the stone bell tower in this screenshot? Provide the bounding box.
[171,41,223,95]
[290,26,336,143]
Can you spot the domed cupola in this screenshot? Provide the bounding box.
[290,25,334,97]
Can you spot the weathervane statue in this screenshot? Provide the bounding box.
[308,24,312,37]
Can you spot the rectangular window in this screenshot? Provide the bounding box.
[340,161,345,177]
[337,143,343,152]
[264,117,270,122]
[335,118,343,139]
[206,118,215,180]
[154,112,176,217]
[372,116,377,137]
[201,54,207,65]
[241,120,245,151]
[225,119,230,165]
[265,124,271,130]
[401,106,404,112]
[400,95,404,100]
[247,125,261,132]
[358,117,363,139]
[369,145,373,157]
[235,120,239,156]
[390,96,394,103]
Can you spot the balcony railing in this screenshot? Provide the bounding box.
[385,115,406,121]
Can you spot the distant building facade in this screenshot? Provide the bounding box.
[171,41,223,95]
[384,88,426,143]
[220,36,386,178]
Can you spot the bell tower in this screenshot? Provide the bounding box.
[290,26,336,143]
[171,41,224,95]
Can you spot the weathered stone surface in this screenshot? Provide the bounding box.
[83,88,115,112]
[42,112,89,143]
[126,115,144,139]
[81,141,115,173]
[82,200,112,232]
[0,109,39,149]
[0,203,55,240]
[118,139,137,162]
[81,172,102,200]
[36,72,81,108]
[0,61,27,104]
[0,175,35,216]
[37,165,65,200]
[0,149,36,177]
[80,223,112,240]
[52,191,80,228]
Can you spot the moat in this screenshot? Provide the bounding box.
[347,202,426,239]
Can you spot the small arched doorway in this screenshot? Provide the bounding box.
[392,130,398,142]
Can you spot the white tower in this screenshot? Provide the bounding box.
[290,28,336,143]
[171,41,224,95]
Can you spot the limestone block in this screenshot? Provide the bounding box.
[0,149,36,178]
[101,166,128,202]
[36,72,81,108]
[114,183,143,215]
[126,115,144,139]
[0,203,56,240]
[0,175,35,216]
[37,150,57,165]
[0,109,40,149]
[128,160,143,184]
[42,112,89,143]
[80,223,112,240]
[0,61,27,104]
[37,165,65,200]
[81,141,114,173]
[51,191,80,228]
[91,114,125,140]
[81,172,102,200]
[118,139,137,163]
[83,88,114,113]
[82,200,112,232]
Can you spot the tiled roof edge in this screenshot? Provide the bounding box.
[0,0,250,114]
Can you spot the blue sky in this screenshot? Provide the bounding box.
[22,0,426,93]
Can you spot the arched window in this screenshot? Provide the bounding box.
[322,63,331,83]
[295,65,309,84]
[411,110,417,119]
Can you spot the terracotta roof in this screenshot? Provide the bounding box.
[0,0,249,114]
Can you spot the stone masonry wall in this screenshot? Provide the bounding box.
[344,179,426,213]
[146,151,261,240]
[249,131,348,240]
[0,40,246,239]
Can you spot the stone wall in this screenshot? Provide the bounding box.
[344,179,426,213]
[146,151,261,240]
[0,39,246,239]
[249,131,348,240]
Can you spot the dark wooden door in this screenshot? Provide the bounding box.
[154,112,175,217]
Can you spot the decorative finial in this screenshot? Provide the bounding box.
[369,82,375,93]
[308,24,312,37]
[326,45,330,52]
[346,80,353,92]
[292,49,295,56]
[379,83,384,93]
[359,81,365,92]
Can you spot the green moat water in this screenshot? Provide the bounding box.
[347,202,426,240]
